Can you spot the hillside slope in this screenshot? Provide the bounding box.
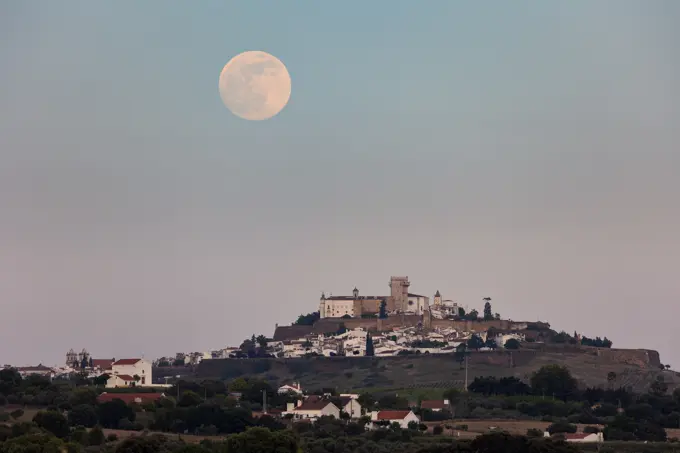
[195,345,679,393]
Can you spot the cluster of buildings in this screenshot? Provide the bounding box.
[275,383,427,429]
[263,325,525,358]
[5,352,163,390]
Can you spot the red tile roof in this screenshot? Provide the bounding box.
[113,359,142,365]
[376,410,412,420]
[116,375,135,381]
[420,400,447,409]
[97,393,163,405]
[296,399,336,411]
[563,433,595,440]
[92,359,114,370]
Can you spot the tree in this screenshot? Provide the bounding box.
[0,368,22,395]
[457,307,466,318]
[530,365,578,400]
[650,376,668,396]
[92,374,109,386]
[97,398,135,429]
[357,393,376,411]
[225,427,299,453]
[467,309,479,320]
[365,333,375,357]
[483,297,493,320]
[33,410,70,438]
[68,404,98,428]
[293,312,320,326]
[88,426,106,446]
[379,300,388,319]
[504,338,520,350]
[467,334,484,350]
[178,390,203,407]
[255,334,268,349]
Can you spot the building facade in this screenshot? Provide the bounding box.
[106,358,152,388]
[318,276,428,318]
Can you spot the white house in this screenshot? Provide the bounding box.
[106,358,152,388]
[283,397,340,420]
[370,410,420,429]
[278,382,304,395]
[339,396,362,418]
[544,432,604,443]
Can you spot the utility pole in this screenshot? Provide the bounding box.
[464,354,469,391]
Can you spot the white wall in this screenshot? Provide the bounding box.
[111,359,152,386]
[320,299,354,318]
[343,399,362,418]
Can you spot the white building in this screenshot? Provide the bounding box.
[370,410,420,429]
[278,382,304,395]
[283,397,340,420]
[106,358,152,388]
[405,293,429,315]
[16,365,54,379]
[339,396,362,418]
[545,432,604,443]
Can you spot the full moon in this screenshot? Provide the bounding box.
[218,51,291,121]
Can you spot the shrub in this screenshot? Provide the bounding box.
[433,425,443,435]
[106,433,118,442]
[10,409,24,419]
[0,413,9,422]
[527,428,544,438]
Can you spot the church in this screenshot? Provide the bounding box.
[318,276,430,319]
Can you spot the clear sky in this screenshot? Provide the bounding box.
[1,1,679,368]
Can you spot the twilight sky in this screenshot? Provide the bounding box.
[1,1,679,368]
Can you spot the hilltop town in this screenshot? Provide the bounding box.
[154,275,615,363]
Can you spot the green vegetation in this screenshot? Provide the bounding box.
[2,360,680,452]
[293,312,320,326]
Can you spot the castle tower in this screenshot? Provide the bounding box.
[319,292,326,318]
[352,287,363,317]
[434,290,442,306]
[388,276,410,312]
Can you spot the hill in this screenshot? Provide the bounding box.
[194,344,679,394]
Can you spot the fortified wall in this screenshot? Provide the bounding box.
[274,314,538,341]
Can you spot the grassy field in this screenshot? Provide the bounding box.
[195,351,680,395]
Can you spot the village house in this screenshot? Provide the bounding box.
[339,396,362,418]
[420,399,450,412]
[370,410,420,429]
[544,432,604,443]
[106,358,152,388]
[283,396,340,420]
[277,382,304,396]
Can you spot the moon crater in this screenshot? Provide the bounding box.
[218,51,291,121]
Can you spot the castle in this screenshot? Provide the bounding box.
[318,276,429,318]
